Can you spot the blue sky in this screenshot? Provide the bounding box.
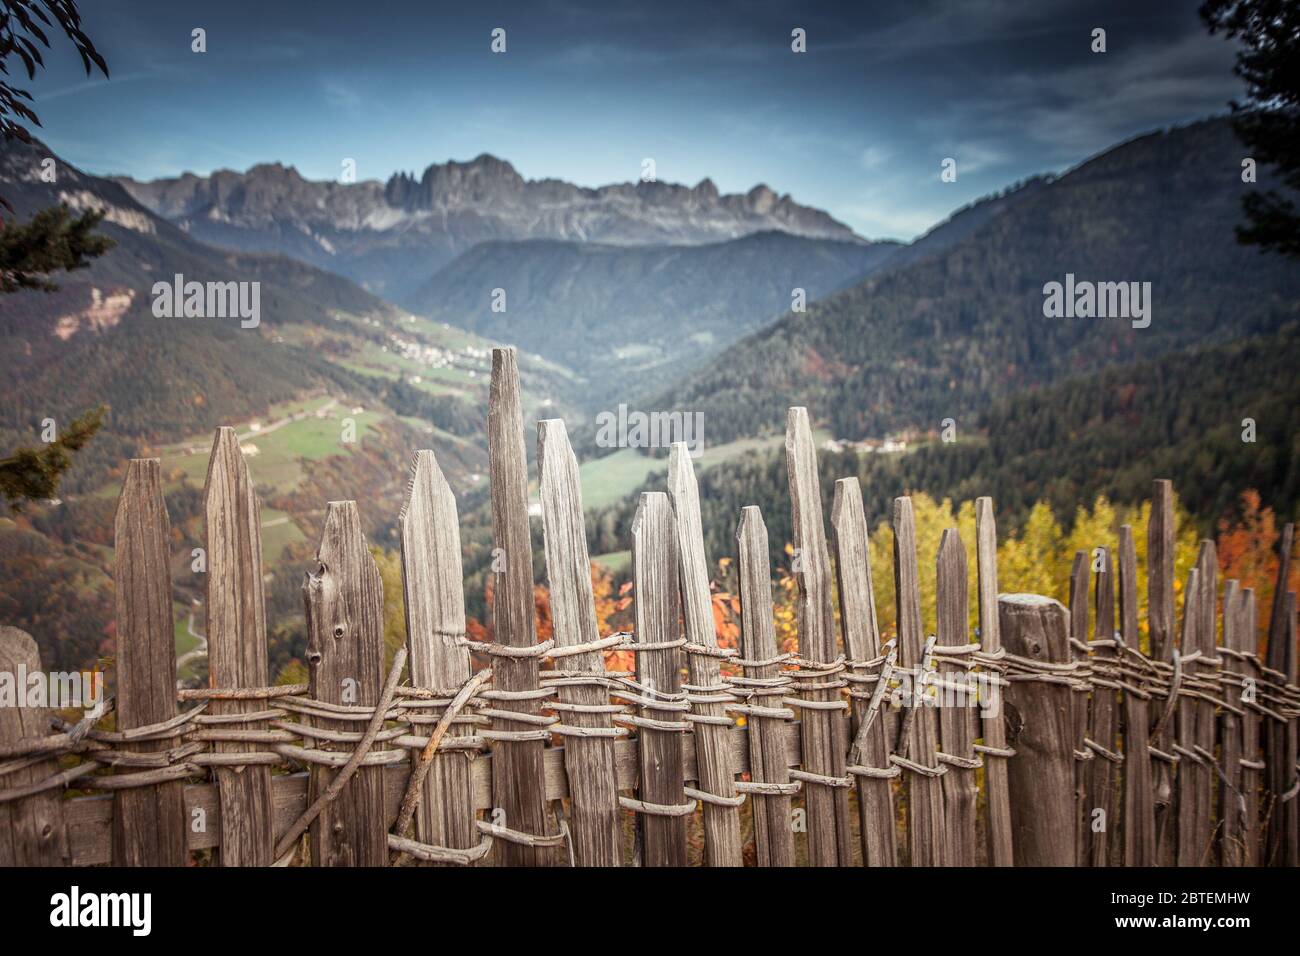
[26,0,1242,240]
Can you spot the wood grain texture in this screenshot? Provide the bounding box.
[486,347,554,864]
[1068,550,1091,866]
[667,443,743,866]
[303,500,388,866]
[113,458,187,866]
[936,528,976,866]
[631,492,688,866]
[1186,542,1217,864]
[399,449,477,857]
[1237,589,1262,866]
[975,497,1013,866]
[1175,566,1204,866]
[1265,523,1294,866]
[784,408,851,866]
[1085,546,1120,867]
[1281,591,1298,867]
[1219,580,1245,866]
[1000,593,1074,866]
[1118,525,1155,866]
[893,496,946,866]
[830,478,896,867]
[0,627,70,865]
[1148,480,1177,864]
[736,506,796,867]
[537,419,621,866]
[203,427,274,867]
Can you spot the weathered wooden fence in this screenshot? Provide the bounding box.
[1,345,1297,867]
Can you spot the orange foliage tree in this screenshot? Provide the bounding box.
[1216,490,1299,652]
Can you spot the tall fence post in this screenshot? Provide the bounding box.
[1238,588,1263,866]
[486,347,557,864]
[830,478,897,866]
[893,496,946,866]
[1219,580,1245,866]
[303,500,388,866]
[1174,560,1216,865]
[1068,551,1092,865]
[735,505,797,867]
[629,492,690,866]
[537,419,622,866]
[976,498,1014,866]
[1118,525,1155,865]
[667,443,744,866]
[1085,545,1121,867]
[1001,593,1074,866]
[0,627,70,865]
[203,426,274,866]
[1279,591,1298,866]
[1264,523,1295,866]
[1189,543,1218,864]
[936,528,977,866]
[1148,480,1178,864]
[785,408,852,865]
[399,450,478,857]
[113,458,188,866]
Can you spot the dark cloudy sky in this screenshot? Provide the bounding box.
[28,0,1242,240]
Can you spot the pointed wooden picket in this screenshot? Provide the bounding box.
[667,443,743,866]
[785,408,852,866]
[113,458,188,866]
[537,419,621,867]
[203,426,274,867]
[303,501,388,866]
[399,449,477,856]
[485,347,555,865]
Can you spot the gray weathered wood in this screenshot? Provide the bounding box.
[486,347,555,865]
[0,627,70,865]
[1219,580,1245,866]
[537,418,621,866]
[1175,565,1203,865]
[113,458,187,866]
[1118,525,1155,866]
[894,496,945,866]
[830,478,897,867]
[1001,593,1074,866]
[399,449,477,857]
[1265,523,1294,866]
[203,426,274,867]
[1237,588,1262,866]
[1092,546,1123,868]
[736,505,796,867]
[1148,479,1177,863]
[630,492,688,866]
[1281,591,1298,867]
[1068,550,1091,865]
[1086,546,1120,867]
[784,407,852,866]
[975,497,1014,866]
[667,443,743,866]
[936,528,976,866]
[1189,542,1217,864]
[303,500,388,866]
